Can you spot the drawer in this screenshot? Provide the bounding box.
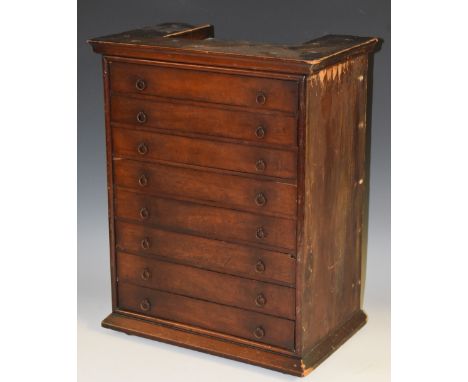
[110,62,299,113]
[113,127,297,179]
[118,282,295,349]
[113,159,297,217]
[117,252,295,319]
[111,95,297,146]
[115,189,296,251]
[115,221,295,285]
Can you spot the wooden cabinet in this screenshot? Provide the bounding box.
[89,22,380,377]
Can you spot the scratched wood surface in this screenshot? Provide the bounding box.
[90,24,376,64]
[89,23,379,74]
[110,61,300,112]
[298,55,369,353]
[96,22,213,40]
[89,22,380,376]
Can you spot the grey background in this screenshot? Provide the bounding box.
[78,1,390,380]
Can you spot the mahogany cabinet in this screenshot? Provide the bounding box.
[88,22,380,376]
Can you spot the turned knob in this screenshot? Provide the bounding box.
[141,268,151,281]
[138,174,148,187]
[141,237,150,250]
[139,298,151,311]
[255,192,267,207]
[139,207,149,220]
[256,92,267,105]
[135,79,146,91]
[256,227,266,240]
[255,126,266,139]
[136,111,147,124]
[137,143,148,155]
[255,159,266,172]
[255,260,266,273]
[253,326,265,339]
[255,293,267,307]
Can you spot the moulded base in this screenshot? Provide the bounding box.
[102,309,367,377]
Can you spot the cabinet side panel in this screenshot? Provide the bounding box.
[102,57,118,309]
[300,55,369,352]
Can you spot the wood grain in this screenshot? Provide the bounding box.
[101,309,366,376]
[112,127,297,179]
[298,55,369,353]
[89,23,380,376]
[114,189,297,251]
[113,158,297,217]
[117,252,295,319]
[110,61,299,113]
[89,27,379,74]
[118,282,295,349]
[115,220,296,285]
[110,94,298,146]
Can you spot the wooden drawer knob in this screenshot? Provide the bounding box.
[255,126,266,139]
[253,326,265,339]
[138,174,148,187]
[255,260,266,273]
[135,79,146,91]
[137,143,148,155]
[256,92,267,105]
[141,268,151,281]
[141,237,151,250]
[255,192,267,207]
[139,207,149,219]
[136,111,147,124]
[139,298,151,311]
[255,159,266,172]
[255,293,267,307]
[256,227,266,240]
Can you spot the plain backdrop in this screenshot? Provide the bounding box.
[78,1,390,381]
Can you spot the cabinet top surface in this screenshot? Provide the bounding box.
[88,23,380,73]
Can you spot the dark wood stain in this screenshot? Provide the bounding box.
[89,22,380,376]
[298,56,369,352]
[113,157,297,217]
[113,127,298,179]
[114,189,297,251]
[110,94,298,146]
[117,251,295,319]
[118,282,295,349]
[110,61,299,113]
[89,24,379,74]
[115,220,296,285]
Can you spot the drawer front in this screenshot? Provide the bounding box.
[113,128,297,179]
[117,252,295,319]
[110,62,299,113]
[115,189,296,251]
[111,95,297,146]
[115,221,295,285]
[118,282,295,349]
[113,159,297,217]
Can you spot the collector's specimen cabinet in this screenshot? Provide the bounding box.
[88,23,380,376]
